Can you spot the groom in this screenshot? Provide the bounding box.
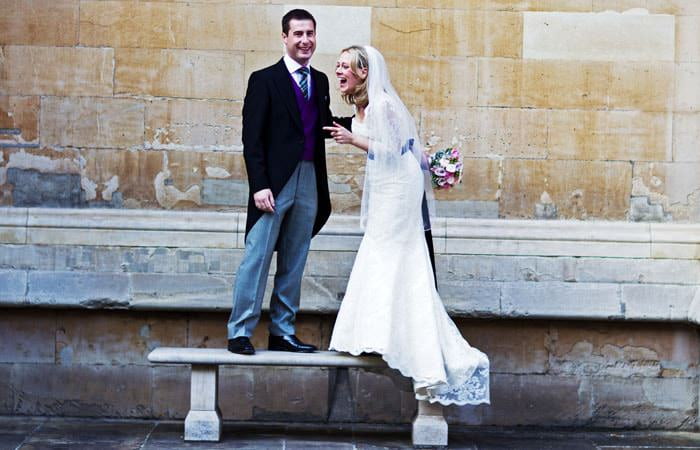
[227,9,338,355]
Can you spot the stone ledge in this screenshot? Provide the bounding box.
[0,207,698,324]
[2,207,699,258]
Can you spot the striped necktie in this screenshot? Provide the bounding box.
[297,66,309,99]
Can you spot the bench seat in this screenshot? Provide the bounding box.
[148,347,448,447]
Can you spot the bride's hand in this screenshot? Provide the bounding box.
[323,122,354,145]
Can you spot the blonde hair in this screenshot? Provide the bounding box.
[339,46,369,109]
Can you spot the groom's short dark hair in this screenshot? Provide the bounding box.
[282,9,316,35]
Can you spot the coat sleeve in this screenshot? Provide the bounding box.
[242,71,271,194]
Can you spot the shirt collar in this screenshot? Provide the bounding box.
[284,54,310,75]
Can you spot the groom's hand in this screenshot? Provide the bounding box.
[253,188,275,212]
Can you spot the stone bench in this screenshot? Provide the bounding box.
[147,347,449,447]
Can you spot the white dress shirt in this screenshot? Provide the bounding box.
[283,54,312,97]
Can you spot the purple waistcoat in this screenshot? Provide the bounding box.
[290,72,319,161]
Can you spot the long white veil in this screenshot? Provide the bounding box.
[361,45,434,230]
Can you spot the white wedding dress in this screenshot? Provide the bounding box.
[329,113,490,406]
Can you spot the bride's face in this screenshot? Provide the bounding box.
[335,51,366,95]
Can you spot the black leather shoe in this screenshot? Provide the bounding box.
[268,334,317,353]
[228,337,255,355]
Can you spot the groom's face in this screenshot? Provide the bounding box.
[283,19,316,66]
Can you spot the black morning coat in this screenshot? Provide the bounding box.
[242,58,352,241]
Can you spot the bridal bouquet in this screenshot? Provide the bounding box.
[427,147,463,190]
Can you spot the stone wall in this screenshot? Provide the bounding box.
[1,309,697,428]
[1,207,699,428]
[1,0,699,220]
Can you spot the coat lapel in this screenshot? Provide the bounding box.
[311,67,327,118]
[271,59,303,131]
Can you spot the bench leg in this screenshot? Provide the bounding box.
[412,399,448,447]
[184,364,222,442]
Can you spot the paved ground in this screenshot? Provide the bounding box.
[2,416,700,449]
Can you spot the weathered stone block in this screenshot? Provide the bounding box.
[501,282,622,319]
[420,107,548,159]
[0,96,39,146]
[386,55,477,108]
[457,319,549,374]
[79,148,159,209]
[444,255,577,284]
[145,98,242,151]
[633,162,700,222]
[41,97,145,149]
[0,309,55,363]
[432,158,501,204]
[0,46,113,96]
[56,311,187,365]
[80,148,247,210]
[521,60,611,109]
[547,110,672,161]
[609,62,674,112]
[297,5,372,55]
[550,322,698,378]
[0,270,26,304]
[197,249,242,275]
[437,280,501,317]
[131,273,232,307]
[190,4,283,52]
[501,159,632,220]
[5,147,81,176]
[218,366,330,422]
[477,58,522,107]
[622,284,698,321]
[151,365,190,419]
[586,376,696,429]
[0,245,50,271]
[115,49,245,100]
[304,251,355,278]
[371,8,430,58]
[0,0,78,46]
[449,373,586,426]
[26,271,130,308]
[432,10,521,57]
[7,168,83,207]
[646,0,700,15]
[11,363,153,417]
[324,153,366,214]
[295,275,347,314]
[673,112,700,162]
[0,364,13,414]
[629,196,667,222]
[677,15,700,62]
[435,200,499,218]
[575,257,700,285]
[80,1,189,49]
[352,368,414,423]
[523,11,675,62]
[202,179,247,207]
[81,2,283,51]
[675,62,700,112]
[397,0,590,10]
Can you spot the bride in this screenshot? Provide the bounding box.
[324,45,490,406]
